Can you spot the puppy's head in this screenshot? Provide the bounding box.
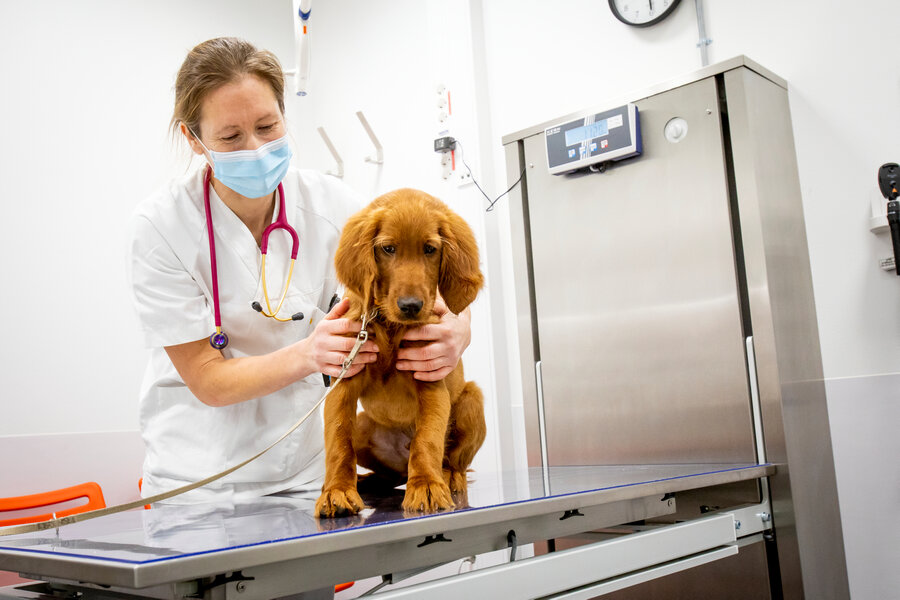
[335,188,483,324]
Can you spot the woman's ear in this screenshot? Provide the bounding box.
[335,206,382,306]
[180,123,205,157]
[438,210,484,314]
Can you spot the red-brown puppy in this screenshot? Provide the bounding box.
[315,188,486,516]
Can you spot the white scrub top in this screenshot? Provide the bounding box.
[128,166,361,504]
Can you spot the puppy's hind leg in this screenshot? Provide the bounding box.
[444,381,486,497]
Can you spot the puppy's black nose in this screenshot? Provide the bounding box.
[397,296,423,317]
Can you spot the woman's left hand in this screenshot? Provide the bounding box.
[396,298,472,381]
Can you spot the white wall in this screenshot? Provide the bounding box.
[0,0,296,437]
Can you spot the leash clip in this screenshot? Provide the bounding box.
[340,311,374,373]
[342,329,368,371]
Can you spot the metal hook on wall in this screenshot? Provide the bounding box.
[356,111,384,164]
[317,126,344,178]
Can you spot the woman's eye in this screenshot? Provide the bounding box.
[424,244,436,255]
[259,124,275,132]
[222,134,239,143]
[382,245,396,255]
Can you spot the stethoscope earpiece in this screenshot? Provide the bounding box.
[252,302,303,322]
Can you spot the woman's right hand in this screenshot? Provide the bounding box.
[300,298,379,379]
[165,298,378,407]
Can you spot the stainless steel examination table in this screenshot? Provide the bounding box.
[0,463,774,600]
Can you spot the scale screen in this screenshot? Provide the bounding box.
[565,121,609,147]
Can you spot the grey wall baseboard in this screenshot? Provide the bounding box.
[825,372,900,600]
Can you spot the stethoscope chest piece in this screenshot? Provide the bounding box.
[209,331,229,350]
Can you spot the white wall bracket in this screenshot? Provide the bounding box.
[317,126,344,178]
[868,196,896,270]
[356,111,384,164]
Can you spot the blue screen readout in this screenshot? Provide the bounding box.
[565,120,608,146]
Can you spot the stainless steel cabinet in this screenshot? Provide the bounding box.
[503,57,848,600]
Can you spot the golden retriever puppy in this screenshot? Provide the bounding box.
[315,188,486,516]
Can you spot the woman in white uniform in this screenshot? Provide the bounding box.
[128,37,472,505]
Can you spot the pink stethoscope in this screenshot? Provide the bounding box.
[203,167,302,349]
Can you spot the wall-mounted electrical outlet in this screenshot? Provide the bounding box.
[441,153,452,180]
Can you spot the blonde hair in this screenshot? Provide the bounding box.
[171,37,285,139]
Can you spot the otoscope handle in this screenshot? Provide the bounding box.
[888,200,900,276]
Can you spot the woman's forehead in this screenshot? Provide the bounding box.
[201,75,281,131]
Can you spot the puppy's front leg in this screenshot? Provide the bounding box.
[403,382,454,512]
[315,377,365,518]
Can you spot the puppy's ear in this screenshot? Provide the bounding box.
[335,205,383,307]
[438,210,484,314]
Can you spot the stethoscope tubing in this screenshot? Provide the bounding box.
[203,167,300,348]
[203,168,226,345]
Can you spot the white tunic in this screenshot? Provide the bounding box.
[128,166,361,504]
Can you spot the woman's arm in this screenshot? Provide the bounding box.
[165,299,378,406]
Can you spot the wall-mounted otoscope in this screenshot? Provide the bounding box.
[878,162,900,276]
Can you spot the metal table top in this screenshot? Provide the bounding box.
[0,463,773,591]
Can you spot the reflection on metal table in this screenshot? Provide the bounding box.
[0,463,774,600]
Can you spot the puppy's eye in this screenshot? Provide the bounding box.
[381,245,396,255]
[424,244,437,255]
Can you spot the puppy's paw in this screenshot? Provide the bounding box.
[315,487,365,518]
[443,469,469,494]
[402,476,455,513]
[443,469,471,509]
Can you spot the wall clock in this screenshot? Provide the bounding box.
[608,0,683,27]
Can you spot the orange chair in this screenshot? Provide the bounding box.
[138,478,151,510]
[0,482,106,527]
[0,482,106,587]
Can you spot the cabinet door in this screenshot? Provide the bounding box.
[522,76,755,465]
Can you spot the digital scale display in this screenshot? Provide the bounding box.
[545,103,642,175]
[564,121,609,147]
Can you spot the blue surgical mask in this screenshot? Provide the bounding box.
[192,131,293,199]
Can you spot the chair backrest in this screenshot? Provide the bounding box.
[0,482,106,527]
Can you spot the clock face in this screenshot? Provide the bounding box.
[609,0,683,27]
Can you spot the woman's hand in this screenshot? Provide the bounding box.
[396,298,472,382]
[301,298,379,379]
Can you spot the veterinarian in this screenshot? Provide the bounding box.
[128,37,473,505]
